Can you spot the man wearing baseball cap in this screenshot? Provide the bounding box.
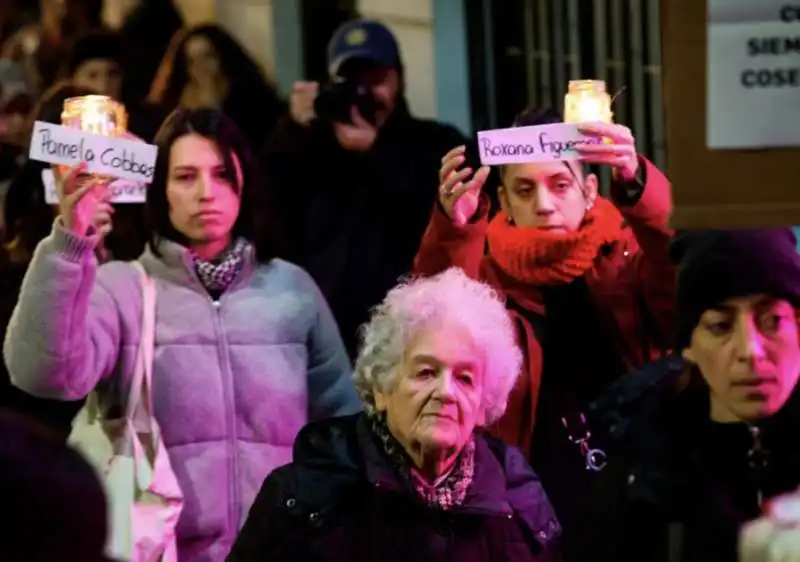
[262,19,469,360]
[326,19,402,83]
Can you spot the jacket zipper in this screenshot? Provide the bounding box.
[180,248,252,548]
[748,424,768,508]
[209,297,241,548]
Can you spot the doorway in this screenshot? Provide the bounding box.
[301,0,359,82]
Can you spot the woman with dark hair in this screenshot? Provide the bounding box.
[414,106,675,561]
[3,107,360,562]
[586,229,800,562]
[149,24,286,152]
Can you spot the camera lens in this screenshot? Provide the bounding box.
[314,81,354,124]
[314,80,378,125]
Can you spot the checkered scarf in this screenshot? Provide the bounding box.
[191,238,248,294]
[370,413,475,510]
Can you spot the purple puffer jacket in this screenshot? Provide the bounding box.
[3,222,362,561]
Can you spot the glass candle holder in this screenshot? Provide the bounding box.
[61,94,128,136]
[563,80,613,124]
[58,95,128,181]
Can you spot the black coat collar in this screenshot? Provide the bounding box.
[287,414,561,544]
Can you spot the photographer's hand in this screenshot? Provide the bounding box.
[290,81,319,127]
[334,106,378,152]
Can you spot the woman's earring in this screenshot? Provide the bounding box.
[586,199,595,212]
[507,215,514,225]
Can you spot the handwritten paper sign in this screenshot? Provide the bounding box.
[42,169,146,205]
[28,121,158,183]
[707,0,800,149]
[477,122,602,166]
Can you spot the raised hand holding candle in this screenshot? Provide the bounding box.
[28,94,156,199]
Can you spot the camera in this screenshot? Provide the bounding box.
[314,79,378,125]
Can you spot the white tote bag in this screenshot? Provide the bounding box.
[69,262,184,562]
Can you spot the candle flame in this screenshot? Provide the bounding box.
[62,95,127,137]
[564,79,613,124]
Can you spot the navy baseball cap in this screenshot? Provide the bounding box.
[327,19,401,77]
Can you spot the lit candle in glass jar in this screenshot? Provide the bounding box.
[59,95,129,180]
[81,102,110,135]
[564,80,613,124]
[61,95,128,137]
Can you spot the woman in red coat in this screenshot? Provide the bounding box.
[413,107,675,561]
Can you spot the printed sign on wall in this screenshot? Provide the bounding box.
[707,0,800,149]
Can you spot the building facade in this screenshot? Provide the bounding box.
[106,0,664,167]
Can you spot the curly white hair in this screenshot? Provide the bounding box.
[353,267,523,425]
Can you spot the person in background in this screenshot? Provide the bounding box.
[62,30,122,98]
[148,24,285,153]
[0,82,105,441]
[117,0,183,104]
[0,410,114,562]
[262,19,468,360]
[415,106,674,561]
[61,29,166,142]
[2,0,105,94]
[229,267,561,562]
[587,229,800,562]
[0,60,34,206]
[2,83,99,266]
[3,107,361,562]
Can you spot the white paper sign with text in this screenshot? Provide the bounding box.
[42,169,146,205]
[477,122,602,166]
[28,121,158,182]
[707,0,800,149]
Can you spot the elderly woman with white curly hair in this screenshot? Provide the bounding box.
[228,267,562,562]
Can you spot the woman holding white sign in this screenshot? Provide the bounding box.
[414,107,675,561]
[0,81,140,441]
[3,107,361,562]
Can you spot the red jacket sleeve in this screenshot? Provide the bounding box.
[412,196,491,280]
[612,156,676,348]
